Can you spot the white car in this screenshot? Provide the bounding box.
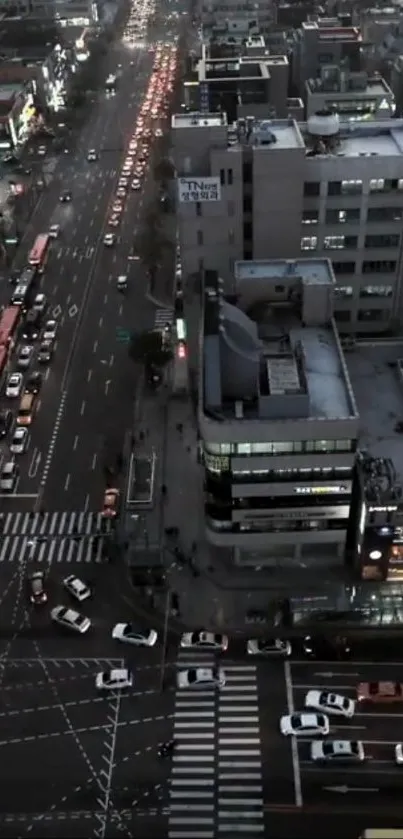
[305,690,355,718]
[38,145,46,156]
[177,667,226,690]
[112,623,158,646]
[247,638,291,657]
[6,372,23,398]
[10,426,29,455]
[311,740,365,764]
[33,293,47,313]
[49,224,60,238]
[95,668,133,690]
[180,631,228,651]
[51,605,91,634]
[103,233,116,246]
[63,575,91,602]
[87,149,98,161]
[118,177,129,187]
[43,320,57,341]
[131,179,141,190]
[0,460,18,492]
[116,187,126,198]
[280,712,330,737]
[17,345,34,369]
[395,743,403,764]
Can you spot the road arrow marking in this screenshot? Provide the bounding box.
[314,672,360,678]
[68,304,78,317]
[323,785,379,794]
[52,304,62,318]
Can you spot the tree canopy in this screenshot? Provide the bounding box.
[128,329,172,368]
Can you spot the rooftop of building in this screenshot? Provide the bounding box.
[346,343,403,496]
[306,71,392,97]
[202,260,357,424]
[226,117,305,149]
[172,111,227,129]
[302,18,362,40]
[199,57,266,80]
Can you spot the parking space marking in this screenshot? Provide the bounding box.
[0,713,174,746]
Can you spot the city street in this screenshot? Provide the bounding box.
[0,27,168,518]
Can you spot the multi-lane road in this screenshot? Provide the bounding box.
[0,27,170,521]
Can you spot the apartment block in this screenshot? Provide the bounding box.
[201,0,275,38]
[199,258,359,569]
[172,111,403,335]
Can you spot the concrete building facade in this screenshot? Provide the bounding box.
[305,68,395,120]
[172,111,403,335]
[199,258,359,566]
[291,17,362,96]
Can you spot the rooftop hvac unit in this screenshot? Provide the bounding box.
[307,109,340,138]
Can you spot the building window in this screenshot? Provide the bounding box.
[332,261,356,275]
[197,229,203,246]
[324,235,357,250]
[228,200,235,216]
[204,439,353,456]
[334,286,353,298]
[301,236,317,251]
[302,210,319,224]
[369,178,385,192]
[304,181,320,197]
[243,162,252,183]
[365,234,400,249]
[328,181,341,196]
[196,202,202,217]
[363,260,397,274]
[227,168,233,185]
[358,308,385,322]
[325,208,360,224]
[341,179,363,195]
[228,229,235,244]
[359,285,393,298]
[335,310,351,322]
[243,195,252,212]
[384,178,403,191]
[220,168,225,186]
[367,207,403,223]
[243,220,252,240]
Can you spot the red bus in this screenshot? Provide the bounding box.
[28,234,50,271]
[0,346,7,384]
[0,306,21,349]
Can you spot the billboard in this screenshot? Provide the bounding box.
[178,177,221,203]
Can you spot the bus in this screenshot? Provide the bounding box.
[0,306,21,349]
[28,234,50,271]
[0,346,7,385]
[361,831,403,838]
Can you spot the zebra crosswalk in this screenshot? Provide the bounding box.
[169,651,264,838]
[0,512,112,565]
[154,308,174,331]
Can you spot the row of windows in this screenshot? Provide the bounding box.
[206,516,348,533]
[204,440,355,456]
[301,234,400,251]
[333,260,397,275]
[302,207,403,225]
[335,285,393,299]
[335,308,390,322]
[304,178,403,197]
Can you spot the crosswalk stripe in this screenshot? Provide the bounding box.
[1,511,110,536]
[154,307,174,329]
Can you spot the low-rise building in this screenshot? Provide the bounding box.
[199,258,359,570]
[291,15,363,97]
[305,68,395,120]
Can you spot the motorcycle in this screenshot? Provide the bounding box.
[158,740,176,758]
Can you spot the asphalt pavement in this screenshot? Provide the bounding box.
[0,36,161,517]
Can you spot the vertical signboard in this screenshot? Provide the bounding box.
[199,82,209,112]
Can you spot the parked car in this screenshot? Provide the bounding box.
[28,571,47,605]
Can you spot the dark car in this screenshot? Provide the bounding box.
[59,190,71,202]
[22,310,41,340]
[25,372,42,394]
[0,409,12,438]
[28,571,47,605]
[303,635,351,660]
[37,341,53,364]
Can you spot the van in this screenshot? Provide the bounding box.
[23,309,41,340]
[17,393,35,426]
